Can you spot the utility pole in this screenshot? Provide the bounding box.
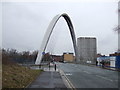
[118,1,120,53]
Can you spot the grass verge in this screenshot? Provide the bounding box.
[2,61,43,88]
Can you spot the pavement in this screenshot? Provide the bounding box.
[27,65,69,89]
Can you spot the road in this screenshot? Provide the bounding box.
[57,62,118,88]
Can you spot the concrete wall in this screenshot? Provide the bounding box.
[77,37,97,64]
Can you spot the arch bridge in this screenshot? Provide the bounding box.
[35,13,78,64]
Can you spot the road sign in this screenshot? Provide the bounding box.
[42,52,45,55]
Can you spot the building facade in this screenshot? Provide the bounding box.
[52,55,62,62]
[63,53,74,62]
[77,37,97,64]
[97,56,120,69]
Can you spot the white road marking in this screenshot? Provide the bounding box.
[83,71,91,74]
[65,73,72,76]
[59,70,76,90]
[96,75,113,82]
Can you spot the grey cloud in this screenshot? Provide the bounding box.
[2,2,118,55]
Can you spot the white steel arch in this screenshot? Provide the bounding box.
[35,13,78,64]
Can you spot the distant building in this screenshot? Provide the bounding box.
[97,53,106,57]
[97,56,120,69]
[51,55,62,62]
[77,37,97,64]
[109,52,120,56]
[63,53,74,62]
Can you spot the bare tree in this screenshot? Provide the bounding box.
[113,25,120,33]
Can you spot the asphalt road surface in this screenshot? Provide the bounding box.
[57,62,118,88]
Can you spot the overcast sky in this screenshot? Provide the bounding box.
[1,0,118,55]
